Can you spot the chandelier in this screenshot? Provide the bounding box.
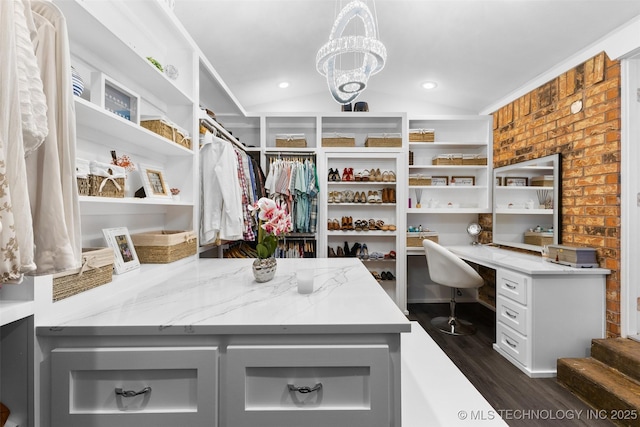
[316,0,387,104]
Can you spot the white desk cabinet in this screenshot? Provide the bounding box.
[449,245,608,378]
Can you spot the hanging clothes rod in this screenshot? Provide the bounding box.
[265,151,316,157]
[199,115,246,152]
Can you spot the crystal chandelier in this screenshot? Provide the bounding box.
[316,0,387,104]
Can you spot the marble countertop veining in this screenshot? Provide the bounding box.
[37,258,410,336]
[448,245,611,276]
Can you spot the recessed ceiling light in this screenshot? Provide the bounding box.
[422,81,438,90]
[278,81,290,89]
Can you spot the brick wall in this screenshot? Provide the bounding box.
[482,52,621,337]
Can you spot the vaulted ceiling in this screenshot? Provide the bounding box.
[174,0,640,116]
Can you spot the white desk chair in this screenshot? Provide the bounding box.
[422,239,484,335]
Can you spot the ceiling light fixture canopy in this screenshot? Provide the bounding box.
[316,0,386,104]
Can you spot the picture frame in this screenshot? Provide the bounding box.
[90,72,140,124]
[139,163,171,198]
[505,176,528,187]
[431,176,449,186]
[495,176,502,186]
[450,176,475,186]
[102,227,140,274]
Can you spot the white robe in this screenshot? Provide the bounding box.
[200,133,243,244]
[26,1,81,274]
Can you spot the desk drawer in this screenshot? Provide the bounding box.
[497,269,528,305]
[496,323,529,367]
[224,344,390,427]
[51,346,218,427]
[497,295,528,336]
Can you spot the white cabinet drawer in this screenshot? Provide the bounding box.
[224,344,391,427]
[497,269,528,305]
[497,295,528,336]
[51,346,218,427]
[496,323,529,367]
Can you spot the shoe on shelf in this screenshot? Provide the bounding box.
[361,169,370,181]
[348,167,354,181]
[328,246,337,257]
[350,242,361,257]
[382,188,389,203]
[389,171,396,182]
[374,190,382,204]
[367,190,376,203]
[354,220,363,232]
[389,188,396,203]
[381,271,388,280]
[382,171,390,182]
[361,243,369,259]
[369,251,383,260]
[355,170,362,181]
[388,224,397,231]
[344,241,350,257]
[337,246,345,257]
[371,271,382,281]
[386,271,395,280]
[368,219,376,230]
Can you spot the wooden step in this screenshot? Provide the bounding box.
[591,338,640,383]
[557,357,640,427]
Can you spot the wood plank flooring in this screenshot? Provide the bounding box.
[408,303,614,427]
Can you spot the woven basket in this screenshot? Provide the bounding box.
[141,119,192,150]
[52,248,114,301]
[322,137,355,147]
[406,232,439,247]
[409,129,435,142]
[409,177,432,186]
[365,137,402,147]
[462,155,487,165]
[88,175,125,198]
[523,232,553,246]
[432,155,462,165]
[77,177,90,196]
[275,134,307,148]
[131,230,197,263]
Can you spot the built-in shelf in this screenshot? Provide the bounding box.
[0,300,34,327]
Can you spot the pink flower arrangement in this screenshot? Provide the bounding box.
[248,197,292,259]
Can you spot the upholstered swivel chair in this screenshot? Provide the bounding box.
[422,239,484,336]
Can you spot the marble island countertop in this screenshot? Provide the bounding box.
[448,244,611,276]
[37,258,410,336]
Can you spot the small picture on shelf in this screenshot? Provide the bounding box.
[505,177,528,187]
[138,163,172,198]
[102,227,140,274]
[90,72,140,124]
[431,176,448,186]
[450,176,475,186]
[495,176,502,186]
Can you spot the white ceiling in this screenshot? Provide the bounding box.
[174,0,640,116]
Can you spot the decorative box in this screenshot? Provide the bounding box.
[462,154,488,165]
[52,248,114,301]
[131,230,197,263]
[90,72,140,124]
[409,174,432,186]
[141,116,192,149]
[409,129,435,142]
[432,154,463,165]
[406,232,439,247]
[365,133,402,147]
[321,133,356,147]
[76,158,91,196]
[531,175,554,187]
[547,244,599,268]
[275,133,307,148]
[88,161,125,198]
[523,231,553,246]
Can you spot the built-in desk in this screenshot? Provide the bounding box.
[448,245,610,378]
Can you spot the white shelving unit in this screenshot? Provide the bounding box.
[406,116,492,303]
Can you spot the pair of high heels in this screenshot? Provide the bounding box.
[328,168,341,181]
[342,167,354,181]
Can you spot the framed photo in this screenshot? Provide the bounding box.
[139,164,171,198]
[90,72,140,124]
[450,176,475,186]
[495,176,502,186]
[431,176,449,186]
[505,176,528,187]
[102,227,140,274]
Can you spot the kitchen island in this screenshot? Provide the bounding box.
[36,258,410,426]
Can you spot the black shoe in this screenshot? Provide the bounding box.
[350,242,361,257]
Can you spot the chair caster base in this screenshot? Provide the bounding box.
[431,316,477,336]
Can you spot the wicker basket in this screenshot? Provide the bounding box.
[88,161,125,198]
[131,230,197,263]
[275,134,307,148]
[322,133,356,147]
[76,158,91,196]
[77,177,90,196]
[409,129,435,142]
[409,176,432,186]
[406,232,439,247]
[52,248,114,301]
[531,176,554,187]
[524,231,553,246]
[141,118,192,149]
[462,154,488,165]
[365,133,402,147]
[432,154,463,165]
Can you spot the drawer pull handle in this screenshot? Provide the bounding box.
[115,386,152,398]
[504,338,517,348]
[504,283,517,290]
[288,383,323,394]
[505,310,517,319]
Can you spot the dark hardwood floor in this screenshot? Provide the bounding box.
[408,303,613,427]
